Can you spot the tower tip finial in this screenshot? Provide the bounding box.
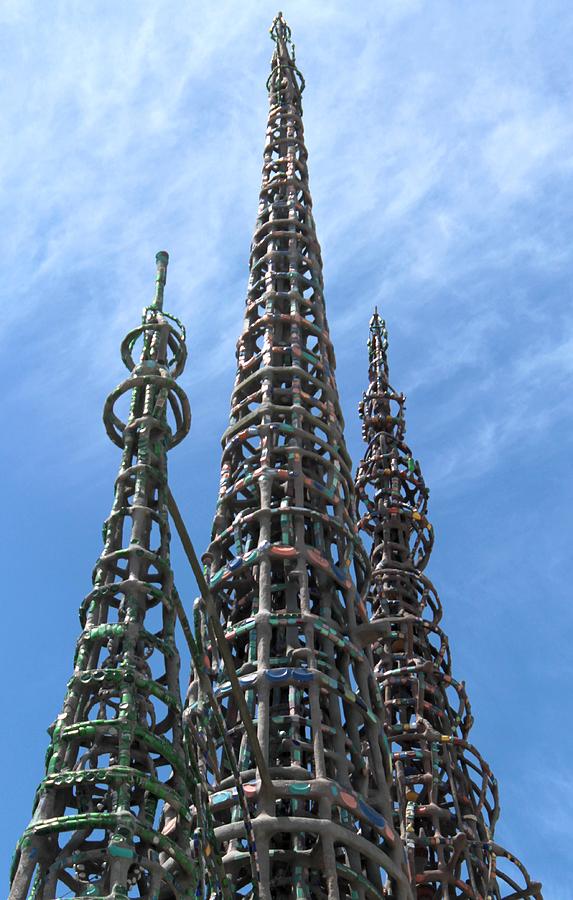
[369,307,386,332]
[368,308,389,363]
[268,11,305,99]
[153,250,169,309]
[270,10,289,41]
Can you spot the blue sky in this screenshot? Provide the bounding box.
[1,0,571,894]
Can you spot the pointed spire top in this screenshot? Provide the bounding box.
[152,250,169,310]
[270,11,292,48]
[268,11,305,101]
[368,307,389,366]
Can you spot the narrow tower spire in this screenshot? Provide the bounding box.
[185,15,412,899]
[355,314,542,898]
[10,254,199,899]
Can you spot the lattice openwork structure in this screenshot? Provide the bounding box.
[354,311,542,899]
[185,14,412,900]
[9,253,226,900]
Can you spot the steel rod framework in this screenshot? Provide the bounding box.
[354,311,542,899]
[184,14,412,900]
[9,253,225,900]
[8,15,544,900]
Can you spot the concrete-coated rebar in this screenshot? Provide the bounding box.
[354,311,542,899]
[184,14,413,900]
[9,253,224,900]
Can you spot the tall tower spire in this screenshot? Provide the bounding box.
[355,313,542,898]
[185,14,412,899]
[9,254,200,899]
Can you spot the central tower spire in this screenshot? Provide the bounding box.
[185,13,412,899]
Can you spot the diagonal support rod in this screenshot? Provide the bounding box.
[167,487,274,797]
